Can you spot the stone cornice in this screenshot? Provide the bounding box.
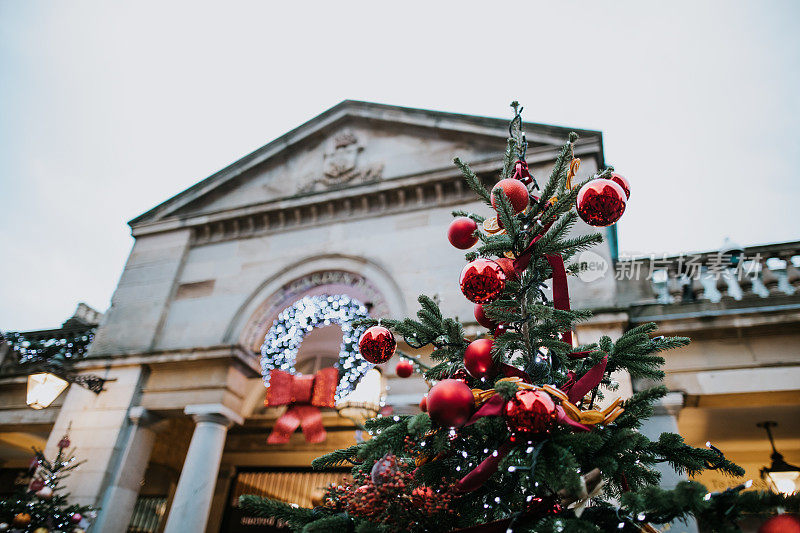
[131,140,602,244]
[76,344,262,377]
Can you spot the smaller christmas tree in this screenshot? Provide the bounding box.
[0,429,95,533]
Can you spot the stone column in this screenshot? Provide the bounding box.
[639,392,699,533]
[162,404,243,533]
[92,407,162,532]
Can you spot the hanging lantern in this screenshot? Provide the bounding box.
[26,373,69,410]
[758,421,800,496]
[336,368,386,428]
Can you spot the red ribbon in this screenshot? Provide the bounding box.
[512,160,532,182]
[512,228,577,347]
[456,441,514,493]
[265,368,338,444]
[560,356,607,405]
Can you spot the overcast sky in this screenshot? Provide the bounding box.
[1,1,798,331]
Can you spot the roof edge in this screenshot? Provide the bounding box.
[128,100,603,228]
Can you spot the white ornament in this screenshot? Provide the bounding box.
[35,486,54,499]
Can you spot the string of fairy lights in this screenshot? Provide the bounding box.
[260,294,372,400]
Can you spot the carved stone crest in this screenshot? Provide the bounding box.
[298,130,383,193]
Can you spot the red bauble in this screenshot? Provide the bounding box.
[493,324,510,337]
[576,178,627,227]
[460,259,506,304]
[448,217,479,249]
[427,379,475,427]
[358,326,396,364]
[491,178,529,214]
[759,515,800,533]
[70,512,83,524]
[419,395,428,412]
[504,390,557,440]
[494,257,518,281]
[29,478,44,492]
[395,359,414,378]
[464,338,495,379]
[474,304,496,330]
[609,172,630,199]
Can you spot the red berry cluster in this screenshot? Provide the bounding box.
[410,485,458,518]
[346,465,414,525]
[321,456,458,532]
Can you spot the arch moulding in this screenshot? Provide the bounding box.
[224,254,408,353]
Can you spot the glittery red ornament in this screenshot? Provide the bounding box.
[504,389,557,440]
[29,478,44,492]
[447,217,479,249]
[58,436,71,449]
[576,178,627,227]
[493,324,510,337]
[427,379,474,427]
[491,178,529,213]
[759,514,800,533]
[70,512,83,523]
[459,259,506,304]
[474,304,496,330]
[395,359,414,378]
[464,338,495,379]
[419,395,428,412]
[609,172,630,199]
[494,257,518,280]
[358,326,396,364]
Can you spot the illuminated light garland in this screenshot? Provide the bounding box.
[260,294,371,399]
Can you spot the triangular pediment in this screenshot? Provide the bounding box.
[130,101,601,228]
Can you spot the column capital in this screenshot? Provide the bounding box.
[184,403,244,427]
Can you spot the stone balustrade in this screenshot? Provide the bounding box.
[616,241,800,306]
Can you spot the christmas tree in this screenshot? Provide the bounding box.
[0,431,95,533]
[241,103,800,532]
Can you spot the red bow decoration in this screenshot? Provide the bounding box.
[265,368,338,444]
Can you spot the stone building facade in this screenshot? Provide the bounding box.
[0,101,798,533]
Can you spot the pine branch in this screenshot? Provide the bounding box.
[312,445,361,469]
[621,480,800,530]
[502,137,519,180]
[492,188,521,244]
[649,433,744,478]
[454,157,492,205]
[239,495,315,529]
[452,209,486,224]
